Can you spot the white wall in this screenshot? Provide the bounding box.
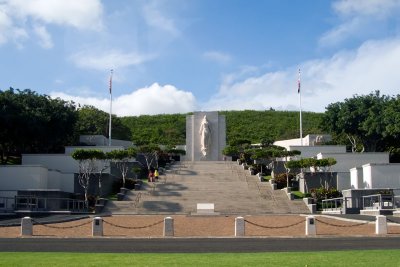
[350,167,363,189]
[22,154,79,173]
[363,163,400,189]
[79,135,134,148]
[317,152,389,172]
[290,145,346,158]
[60,173,75,193]
[337,172,351,191]
[47,170,74,193]
[0,166,76,194]
[47,170,61,189]
[79,135,108,146]
[0,165,48,190]
[273,134,332,150]
[22,153,115,174]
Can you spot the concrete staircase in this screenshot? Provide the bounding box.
[103,161,310,215]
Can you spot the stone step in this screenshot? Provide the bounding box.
[105,161,310,215]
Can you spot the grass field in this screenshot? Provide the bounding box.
[1,250,400,266]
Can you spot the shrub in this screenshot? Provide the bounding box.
[274,173,295,189]
[310,187,341,201]
[112,178,138,192]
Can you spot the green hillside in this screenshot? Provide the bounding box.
[121,110,324,145]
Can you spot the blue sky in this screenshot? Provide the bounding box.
[1,0,400,116]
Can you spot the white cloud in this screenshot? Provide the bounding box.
[0,0,103,47]
[204,38,400,112]
[51,83,197,116]
[333,0,400,18]
[70,49,155,71]
[142,1,180,37]
[33,24,52,48]
[203,51,232,64]
[7,0,103,30]
[319,0,400,47]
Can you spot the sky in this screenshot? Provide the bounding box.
[1,0,400,116]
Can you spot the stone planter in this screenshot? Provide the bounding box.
[249,167,255,175]
[117,193,125,201]
[120,187,129,194]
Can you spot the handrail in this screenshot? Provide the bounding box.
[362,194,394,210]
[14,196,87,212]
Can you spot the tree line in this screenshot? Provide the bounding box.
[2,88,400,164]
[0,88,129,164]
[322,91,400,154]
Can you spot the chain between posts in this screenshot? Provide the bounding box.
[31,219,92,229]
[244,219,304,229]
[102,219,164,230]
[315,218,370,228]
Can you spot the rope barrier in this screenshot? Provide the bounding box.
[315,218,370,228]
[31,219,92,229]
[244,219,304,229]
[102,219,164,230]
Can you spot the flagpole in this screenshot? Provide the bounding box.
[108,69,113,147]
[298,68,303,146]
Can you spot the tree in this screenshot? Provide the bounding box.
[108,148,137,187]
[322,91,390,152]
[285,158,337,192]
[0,88,77,163]
[383,95,400,149]
[76,105,131,141]
[71,149,100,207]
[92,150,109,197]
[137,144,161,173]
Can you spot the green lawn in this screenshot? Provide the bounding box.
[1,250,400,267]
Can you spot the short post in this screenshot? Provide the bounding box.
[375,215,387,235]
[305,216,316,236]
[164,217,174,237]
[235,216,245,237]
[92,217,103,237]
[21,217,33,236]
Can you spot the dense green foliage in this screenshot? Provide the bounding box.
[1,251,400,267]
[6,87,400,164]
[121,114,187,145]
[220,110,323,144]
[321,91,400,152]
[121,110,324,146]
[0,88,77,163]
[76,106,131,141]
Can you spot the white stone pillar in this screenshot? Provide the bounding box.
[305,216,316,236]
[375,215,387,235]
[21,217,33,236]
[92,217,103,237]
[235,216,245,237]
[164,217,174,237]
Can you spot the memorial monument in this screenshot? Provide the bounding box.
[186,111,226,161]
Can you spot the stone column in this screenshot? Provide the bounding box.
[164,217,174,237]
[305,216,316,236]
[375,215,387,235]
[235,216,245,237]
[21,217,33,236]
[92,217,103,237]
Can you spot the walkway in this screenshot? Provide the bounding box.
[103,161,310,215]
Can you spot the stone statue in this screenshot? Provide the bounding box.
[199,115,211,157]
